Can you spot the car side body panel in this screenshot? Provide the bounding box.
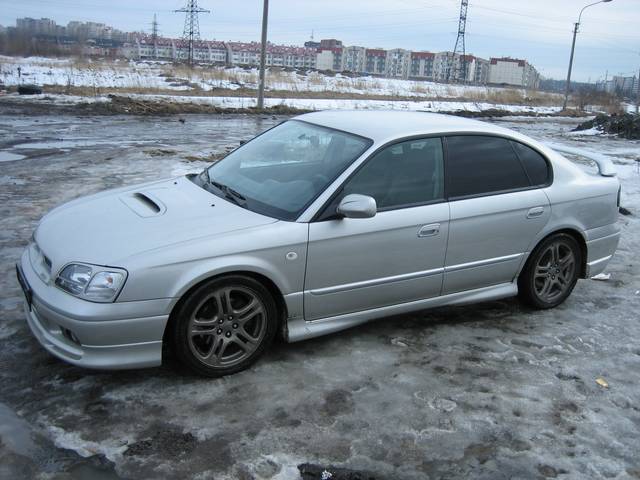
[122,220,309,314]
[444,189,551,294]
[304,202,449,320]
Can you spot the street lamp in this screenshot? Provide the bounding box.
[562,0,613,111]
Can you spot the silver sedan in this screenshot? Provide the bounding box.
[17,111,621,377]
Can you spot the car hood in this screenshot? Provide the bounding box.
[35,176,278,270]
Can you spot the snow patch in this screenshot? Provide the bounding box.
[47,425,129,461]
[566,127,602,136]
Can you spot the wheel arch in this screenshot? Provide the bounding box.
[521,227,588,279]
[162,270,289,356]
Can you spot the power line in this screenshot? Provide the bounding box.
[151,13,159,59]
[447,0,468,83]
[174,0,210,65]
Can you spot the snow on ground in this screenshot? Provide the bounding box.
[145,93,561,114]
[565,126,603,136]
[0,55,553,103]
[0,91,562,115]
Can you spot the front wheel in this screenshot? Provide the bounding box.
[172,275,278,377]
[518,233,582,309]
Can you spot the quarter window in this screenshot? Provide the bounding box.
[342,138,445,210]
[445,135,530,198]
[511,141,551,186]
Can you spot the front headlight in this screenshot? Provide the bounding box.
[55,263,127,302]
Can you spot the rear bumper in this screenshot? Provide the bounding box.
[585,226,621,278]
[18,249,172,370]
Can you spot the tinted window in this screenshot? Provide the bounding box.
[512,142,550,186]
[342,138,444,210]
[446,136,530,198]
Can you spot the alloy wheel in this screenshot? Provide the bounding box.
[533,240,576,303]
[187,286,267,367]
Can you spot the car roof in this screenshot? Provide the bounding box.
[294,110,520,144]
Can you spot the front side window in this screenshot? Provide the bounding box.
[341,137,445,210]
[445,135,530,199]
[204,120,371,220]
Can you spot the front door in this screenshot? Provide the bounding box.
[304,137,449,321]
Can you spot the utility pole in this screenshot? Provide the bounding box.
[447,0,469,83]
[257,0,269,110]
[562,22,579,110]
[174,0,210,66]
[151,14,159,60]
[636,66,639,114]
[562,0,613,111]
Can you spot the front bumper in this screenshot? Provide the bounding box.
[18,249,173,370]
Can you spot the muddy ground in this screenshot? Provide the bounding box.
[0,113,639,480]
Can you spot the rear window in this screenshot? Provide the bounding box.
[445,135,530,198]
[511,141,551,186]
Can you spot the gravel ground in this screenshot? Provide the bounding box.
[0,113,639,480]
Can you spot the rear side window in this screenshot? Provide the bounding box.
[445,135,530,198]
[511,141,550,186]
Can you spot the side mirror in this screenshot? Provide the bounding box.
[336,194,377,219]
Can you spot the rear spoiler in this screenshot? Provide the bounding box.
[544,143,617,177]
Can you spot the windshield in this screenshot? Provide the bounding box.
[205,120,372,220]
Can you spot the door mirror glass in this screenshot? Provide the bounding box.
[336,194,377,219]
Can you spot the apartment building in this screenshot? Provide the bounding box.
[410,51,435,80]
[226,42,261,66]
[175,41,227,64]
[342,46,366,73]
[364,49,387,75]
[468,56,490,84]
[122,38,316,69]
[16,17,57,35]
[267,45,316,69]
[315,42,344,72]
[15,17,130,43]
[432,52,452,82]
[385,48,411,79]
[136,38,176,60]
[123,37,227,63]
[488,57,540,89]
[10,17,542,88]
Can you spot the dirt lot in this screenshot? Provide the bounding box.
[0,114,639,480]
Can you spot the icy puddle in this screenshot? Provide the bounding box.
[0,151,26,162]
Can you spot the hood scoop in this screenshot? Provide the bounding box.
[120,191,166,217]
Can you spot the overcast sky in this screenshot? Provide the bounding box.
[1,0,639,81]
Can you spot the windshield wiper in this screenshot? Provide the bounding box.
[209,177,247,207]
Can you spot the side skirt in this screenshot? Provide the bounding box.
[285,281,518,343]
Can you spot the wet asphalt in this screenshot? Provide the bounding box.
[0,113,639,480]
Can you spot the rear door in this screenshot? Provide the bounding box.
[443,135,551,294]
[304,137,449,321]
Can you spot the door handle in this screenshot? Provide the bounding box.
[526,206,545,219]
[418,223,440,237]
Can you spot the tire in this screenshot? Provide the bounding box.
[172,275,278,377]
[518,233,582,309]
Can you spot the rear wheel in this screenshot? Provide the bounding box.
[172,275,277,377]
[518,233,582,309]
